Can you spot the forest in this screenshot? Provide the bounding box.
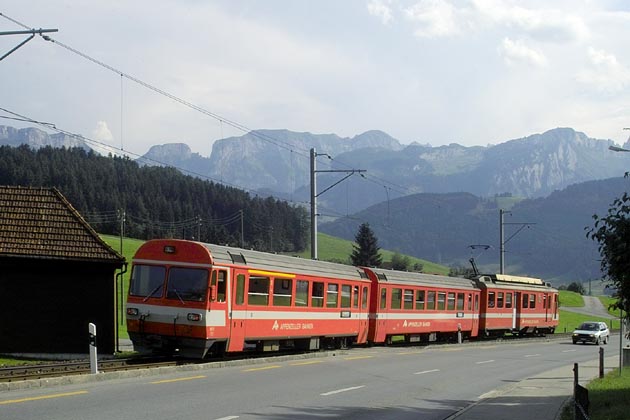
[0,145,309,252]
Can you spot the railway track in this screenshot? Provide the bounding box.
[0,358,187,383]
[0,334,569,383]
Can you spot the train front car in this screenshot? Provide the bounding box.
[126,239,371,358]
[362,268,481,345]
[126,240,222,358]
[474,274,559,337]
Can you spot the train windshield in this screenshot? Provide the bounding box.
[129,265,166,299]
[166,267,209,302]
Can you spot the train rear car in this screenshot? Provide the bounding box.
[474,274,558,337]
[362,268,480,344]
[126,239,371,358]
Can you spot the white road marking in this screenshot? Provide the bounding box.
[414,369,440,375]
[214,417,239,420]
[562,349,577,353]
[524,354,541,358]
[321,385,365,396]
[476,360,495,364]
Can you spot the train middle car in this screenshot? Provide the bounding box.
[126,239,372,358]
[362,267,481,344]
[474,274,559,336]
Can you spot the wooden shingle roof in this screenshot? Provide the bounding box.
[0,186,124,264]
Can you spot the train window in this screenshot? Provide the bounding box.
[216,271,226,302]
[296,280,309,307]
[543,295,547,309]
[312,282,324,307]
[497,292,504,308]
[506,293,513,309]
[166,267,208,302]
[437,292,446,310]
[327,283,339,308]
[248,276,270,306]
[522,293,529,308]
[457,293,465,311]
[273,278,293,307]
[415,290,425,310]
[380,288,387,309]
[403,290,414,310]
[529,294,536,309]
[353,286,359,308]
[341,285,352,308]
[362,286,368,309]
[236,274,245,305]
[488,291,496,308]
[391,288,402,309]
[129,265,166,298]
[427,291,436,310]
[474,294,479,311]
[447,292,455,310]
[467,294,472,311]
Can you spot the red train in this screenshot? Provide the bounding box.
[126,239,558,358]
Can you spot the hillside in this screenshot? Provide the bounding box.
[321,177,630,283]
[0,145,307,253]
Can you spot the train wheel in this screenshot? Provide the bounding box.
[208,342,226,358]
[335,337,349,350]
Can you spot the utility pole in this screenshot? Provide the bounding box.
[0,27,58,61]
[240,209,244,248]
[499,209,534,274]
[310,148,365,259]
[118,209,126,254]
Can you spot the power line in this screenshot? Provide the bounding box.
[0,12,442,226]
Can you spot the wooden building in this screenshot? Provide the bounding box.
[0,186,125,355]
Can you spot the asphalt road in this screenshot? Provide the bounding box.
[561,295,617,319]
[0,337,620,420]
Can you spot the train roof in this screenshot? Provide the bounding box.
[363,267,478,290]
[203,244,367,280]
[201,242,368,282]
[475,274,556,291]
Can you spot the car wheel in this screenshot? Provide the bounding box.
[604,336,609,344]
[596,337,601,345]
[572,340,577,344]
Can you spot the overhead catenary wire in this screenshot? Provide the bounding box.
[0,12,446,228]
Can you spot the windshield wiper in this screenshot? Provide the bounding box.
[143,284,163,302]
[171,288,185,304]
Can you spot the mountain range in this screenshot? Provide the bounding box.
[136,127,630,217]
[3,124,630,283]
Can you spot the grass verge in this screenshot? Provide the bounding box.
[560,367,630,420]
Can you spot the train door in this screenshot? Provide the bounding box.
[470,293,479,336]
[227,269,247,352]
[209,268,229,343]
[360,285,369,343]
[371,286,388,343]
[513,291,521,331]
[353,284,369,344]
[511,291,518,330]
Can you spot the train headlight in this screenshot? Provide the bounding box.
[187,313,203,322]
[127,308,139,316]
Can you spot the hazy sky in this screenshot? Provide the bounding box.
[2,0,630,157]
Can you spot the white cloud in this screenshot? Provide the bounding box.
[472,0,590,43]
[404,0,465,38]
[367,0,394,25]
[498,37,547,67]
[577,47,630,94]
[92,121,114,142]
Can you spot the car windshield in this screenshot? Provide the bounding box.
[578,323,598,331]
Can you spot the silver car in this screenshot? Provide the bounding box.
[572,321,609,345]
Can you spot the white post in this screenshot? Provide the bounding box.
[89,323,98,374]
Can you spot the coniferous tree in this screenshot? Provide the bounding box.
[350,222,382,267]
